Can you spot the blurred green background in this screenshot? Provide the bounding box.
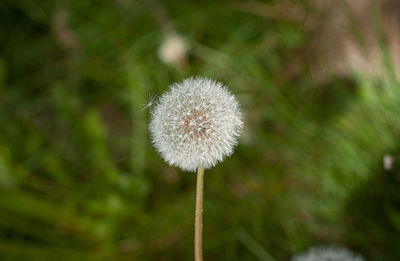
[1,0,400,260]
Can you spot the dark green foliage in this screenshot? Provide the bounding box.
[0,0,400,260]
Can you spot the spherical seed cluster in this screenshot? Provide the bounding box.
[292,246,364,261]
[150,77,243,172]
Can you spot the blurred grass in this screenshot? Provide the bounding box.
[1,0,400,260]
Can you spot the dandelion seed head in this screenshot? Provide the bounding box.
[149,77,243,172]
[383,154,394,170]
[292,246,364,261]
[158,34,188,68]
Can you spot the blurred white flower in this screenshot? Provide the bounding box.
[158,34,188,68]
[292,246,364,261]
[150,77,243,172]
[383,154,394,170]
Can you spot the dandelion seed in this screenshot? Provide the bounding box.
[140,94,158,111]
[292,246,364,261]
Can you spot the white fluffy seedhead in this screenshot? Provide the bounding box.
[150,77,243,172]
[292,246,364,261]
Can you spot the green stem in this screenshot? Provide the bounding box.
[195,166,204,261]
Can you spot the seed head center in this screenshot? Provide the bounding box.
[182,108,211,137]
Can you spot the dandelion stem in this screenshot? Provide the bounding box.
[195,166,204,261]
